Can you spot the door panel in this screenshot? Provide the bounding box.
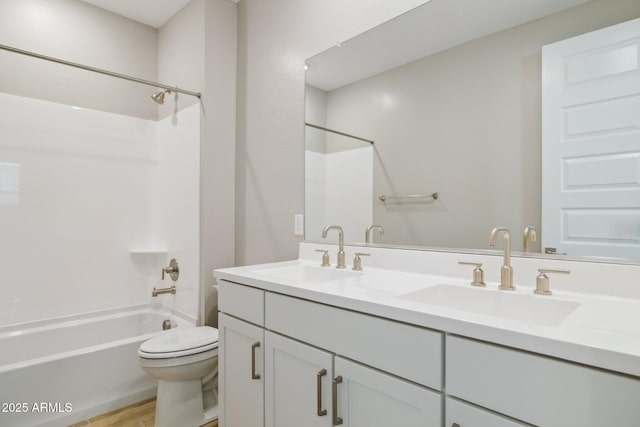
[542,17,640,258]
[265,331,333,427]
[219,313,264,427]
[334,356,441,427]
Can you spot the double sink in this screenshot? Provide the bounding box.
[254,264,581,327]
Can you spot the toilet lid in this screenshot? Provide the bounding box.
[139,326,219,359]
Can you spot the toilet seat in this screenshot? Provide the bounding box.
[139,326,219,359]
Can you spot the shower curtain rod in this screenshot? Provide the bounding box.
[0,43,201,99]
[305,122,374,144]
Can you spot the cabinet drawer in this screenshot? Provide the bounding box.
[445,397,528,427]
[218,280,265,326]
[266,293,442,390]
[446,335,640,426]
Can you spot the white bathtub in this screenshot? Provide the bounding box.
[0,304,194,427]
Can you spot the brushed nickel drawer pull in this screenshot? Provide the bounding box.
[317,369,327,416]
[332,375,343,425]
[251,342,261,380]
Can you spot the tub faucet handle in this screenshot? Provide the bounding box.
[162,258,179,281]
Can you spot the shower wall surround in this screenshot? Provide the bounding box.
[0,92,201,326]
[153,104,201,320]
[304,84,373,242]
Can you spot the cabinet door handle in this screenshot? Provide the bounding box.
[452,423,461,427]
[251,342,261,380]
[332,375,343,425]
[317,369,327,416]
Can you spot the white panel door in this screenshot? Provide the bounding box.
[264,331,333,427]
[542,17,640,258]
[334,356,441,427]
[218,313,264,427]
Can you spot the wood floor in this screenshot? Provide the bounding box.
[68,398,218,427]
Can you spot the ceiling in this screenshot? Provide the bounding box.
[79,0,192,28]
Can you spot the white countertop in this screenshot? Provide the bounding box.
[215,244,640,378]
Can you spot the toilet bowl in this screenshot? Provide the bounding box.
[139,326,219,427]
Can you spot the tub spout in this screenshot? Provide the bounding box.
[152,286,176,297]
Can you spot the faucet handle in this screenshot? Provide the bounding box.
[162,258,180,281]
[535,268,570,296]
[315,249,330,267]
[458,262,486,287]
[352,253,370,271]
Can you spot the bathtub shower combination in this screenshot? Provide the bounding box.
[0,42,203,426]
[0,306,194,427]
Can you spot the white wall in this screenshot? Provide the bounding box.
[305,147,373,243]
[304,150,327,240]
[325,147,373,243]
[150,104,201,319]
[0,0,158,120]
[0,93,157,325]
[236,0,429,265]
[0,97,202,327]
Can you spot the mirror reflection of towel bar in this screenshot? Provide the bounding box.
[378,192,438,202]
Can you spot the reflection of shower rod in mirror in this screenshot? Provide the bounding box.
[378,193,438,202]
[305,122,374,144]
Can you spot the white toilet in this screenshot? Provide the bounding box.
[139,326,219,427]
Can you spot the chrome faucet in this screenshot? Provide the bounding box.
[523,226,537,253]
[322,225,346,269]
[365,225,384,243]
[489,227,515,290]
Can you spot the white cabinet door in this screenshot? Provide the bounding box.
[264,331,333,427]
[334,356,441,427]
[542,17,640,258]
[218,313,264,427]
[445,397,529,427]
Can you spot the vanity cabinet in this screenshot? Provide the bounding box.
[218,278,640,427]
[218,283,266,427]
[446,335,640,426]
[264,330,441,427]
[445,397,529,427]
[218,281,443,427]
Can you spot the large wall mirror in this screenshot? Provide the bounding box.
[304,0,640,263]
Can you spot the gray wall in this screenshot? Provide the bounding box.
[0,0,158,119]
[147,0,238,326]
[235,0,429,265]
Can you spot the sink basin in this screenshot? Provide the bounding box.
[254,265,359,284]
[397,285,580,326]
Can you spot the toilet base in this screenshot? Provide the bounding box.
[155,379,205,427]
